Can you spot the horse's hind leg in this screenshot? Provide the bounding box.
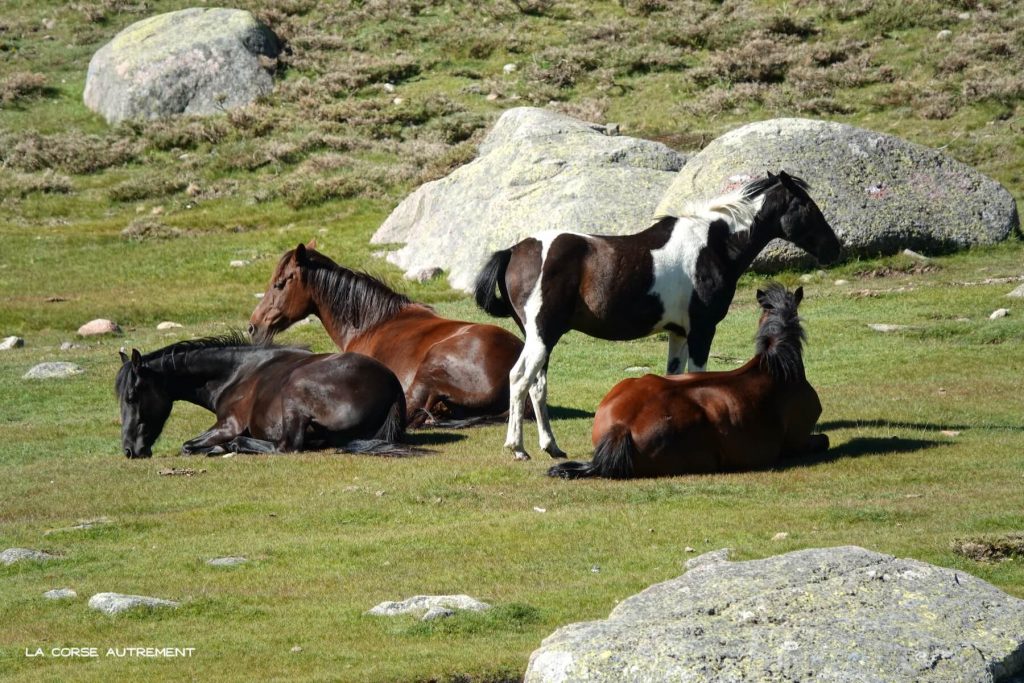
[504,347,533,460]
[666,329,688,375]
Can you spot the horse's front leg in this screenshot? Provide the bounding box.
[685,322,716,373]
[504,348,532,461]
[181,421,241,455]
[665,330,688,375]
[225,436,279,454]
[528,360,565,458]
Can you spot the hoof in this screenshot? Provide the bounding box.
[544,445,567,459]
[507,446,531,461]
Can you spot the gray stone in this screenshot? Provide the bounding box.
[990,308,1010,319]
[526,546,1024,683]
[404,266,444,283]
[59,341,79,351]
[88,592,180,615]
[23,362,84,379]
[1,547,59,565]
[366,594,492,617]
[867,323,909,333]
[0,336,24,350]
[83,8,279,125]
[1008,284,1024,299]
[422,606,456,621]
[45,516,113,535]
[206,556,247,567]
[77,318,121,336]
[657,118,1019,270]
[371,107,688,292]
[156,321,183,330]
[43,588,77,600]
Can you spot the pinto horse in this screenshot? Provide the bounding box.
[116,333,407,457]
[248,243,525,426]
[475,171,840,460]
[548,284,828,479]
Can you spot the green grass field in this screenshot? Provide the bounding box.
[2,1,1023,681]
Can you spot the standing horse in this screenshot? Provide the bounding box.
[549,284,828,479]
[248,243,525,426]
[475,171,840,460]
[116,333,407,457]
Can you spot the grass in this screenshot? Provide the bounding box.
[1,0,1024,680]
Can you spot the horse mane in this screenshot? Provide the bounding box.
[754,283,806,382]
[657,173,812,228]
[302,250,411,331]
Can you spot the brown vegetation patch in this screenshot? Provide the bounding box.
[120,217,193,241]
[0,72,50,106]
[952,533,1024,562]
[855,263,941,278]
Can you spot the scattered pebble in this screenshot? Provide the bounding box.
[156,321,183,330]
[503,63,517,74]
[290,645,303,653]
[533,506,546,513]
[229,260,250,268]
[486,92,500,101]
[23,362,84,380]
[590,565,601,574]
[88,592,179,615]
[798,273,815,283]
[772,532,790,541]
[1,548,59,565]
[989,308,1010,320]
[60,342,79,351]
[77,318,121,336]
[382,82,396,93]
[867,324,908,333]
[43,588,77,600]
[206,556,247,567]
[0,336,24,350]
[392,97,404,105]
[684,546,696,553]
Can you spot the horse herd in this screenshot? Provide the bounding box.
[117,171,841,479]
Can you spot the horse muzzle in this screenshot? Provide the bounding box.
[124,445,152,459]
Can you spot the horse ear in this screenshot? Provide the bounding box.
[305,238,317,250]
[756,289,772,309]
[130,348,142,369]
[794,286,804,306]
[766,171,776,180]
[294,242,308,265]
[119,350,130,364]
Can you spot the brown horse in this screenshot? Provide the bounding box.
[116,333,407,457]
[476,172,839,460]
[249,242,525,426]
[548,284,828,479]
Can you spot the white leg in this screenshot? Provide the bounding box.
[687,358,707,372]
[666,332,687,375]
[529,366,564,458]
[504,350,531,460]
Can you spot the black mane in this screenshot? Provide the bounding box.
[303,250,411,331]
[755,283,806,382]
[742,173,810,200]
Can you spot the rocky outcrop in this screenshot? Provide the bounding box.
[526,546,1024,682]
[656,118,1019,269]
[371,107,687,292]
[88,592,180,615]
[84,8,279,124]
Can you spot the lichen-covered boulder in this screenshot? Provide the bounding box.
[371,107,687,292]
[656,118,1019,269]
[525,546,1024,683]
[84,8,279,124]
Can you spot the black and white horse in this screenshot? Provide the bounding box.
[474,171,840,460]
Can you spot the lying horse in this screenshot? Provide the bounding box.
[475,171,840,460]
[116,333,406,457]
[549,284,828,479]
[249,242,524,427]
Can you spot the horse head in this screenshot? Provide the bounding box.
[755,283,807,382]
[116,349,172,458]
[767,171,841,265]
[249,240,318,344]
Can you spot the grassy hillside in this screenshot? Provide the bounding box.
[1,1,1022,681]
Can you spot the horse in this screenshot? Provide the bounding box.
[115,333,407,457]
[474,171,840,460]
[248,242,526,427]
[548,284,828,479]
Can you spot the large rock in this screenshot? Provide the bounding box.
[371,107,687,292]
[1,548,59,565]
[525,546,1024,682]
[656,118,1019,269]
[23,362,84,380]
[366,594,492,618]
[84,8,279,125]
[88,592,180,615]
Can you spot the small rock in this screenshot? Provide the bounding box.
[229,259,250,268]
[901,248,929,261]
[486,92,500,101]
[798,273,815,283]
[503,63,518,74]
[392,97,404,105]
[604,122,620,136]
[0,336,24,350]
[23,362,84,380]
[624,366,651,373]
[772,532,790,541]
[367,595,492,617]
[43,588,77,600]
[88,592,180,615]
[77,318,121,336]
[684,546,696,553]
[294,315,318,326]
[833,279,849,286]
[422,606,456,621]
[156,321,183,330]
[59,341,79,351]
[254,292,265,299]
[989,308,1010,319]
[867,323,908,333]
[206,556,247,567]
[404,267,443,283]
[1,548,59,565]
[591,565,601,574]
[534,506,546,513]
[940,430,961,437]
[936,29,952,40]
[290,645,303,653]
[382,82,396,93]
[1007,284,1024,299]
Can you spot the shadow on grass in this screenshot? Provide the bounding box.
[818,418,1024,433]
[404,431,467,447]
[548,405,593,420]
[778,436,945,470]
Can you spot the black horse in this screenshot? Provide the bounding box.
[115,333,407,457]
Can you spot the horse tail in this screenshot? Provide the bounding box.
[373,395,407,444]
[547,425,637,480]
[474,249,514,318]
[338,439,417,456]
